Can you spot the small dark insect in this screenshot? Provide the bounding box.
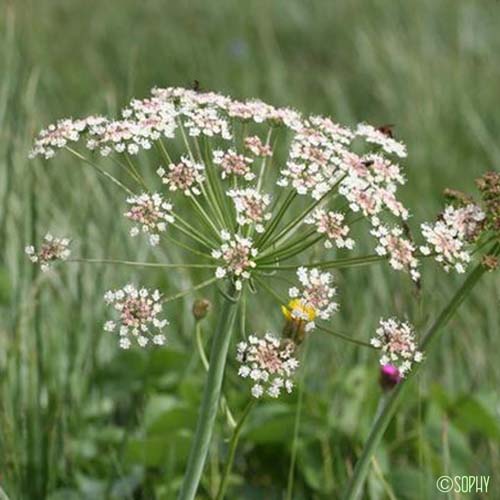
[402,221,412,240]
[377,124,395,138]
[362,159,374,167]
[414,275,422,294]
[192,80,201,92]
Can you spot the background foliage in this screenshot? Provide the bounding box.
[1,0,499,498]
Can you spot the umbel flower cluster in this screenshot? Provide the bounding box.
[103,284,167,349]
[125,192,174,246]
[287,267,338,332]
[419,171,500,273]
[25,233,70,272]
[236,334,299,398]
[370,318,423,376]
[27,86,497,401]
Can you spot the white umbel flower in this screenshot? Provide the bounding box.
[288,267,338,331]
[157,156,205,196]
[236,333,299,398]
[103,284,168,349]
[305,209,354,249]
[420,204,485,273]
[213,149,255,181]
[227,188,272,233]
[25,233,71,272]
[370,318,423,376]
[355,123,407,158]
[29,118,88,159]
[371,223,420,281]
[244,135,272,157]
[212,232,258,290]
[124,192,174,246]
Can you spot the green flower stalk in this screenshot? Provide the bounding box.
[343,244,500,500]
[343,170,500,499]
[179,289,239,500]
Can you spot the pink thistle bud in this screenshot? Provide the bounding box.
[379,364,402,390]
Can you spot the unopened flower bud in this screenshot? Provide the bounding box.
[192,299,211,321]
[443,188,473,206]
[482,254,499,272]
[379,364,402,391]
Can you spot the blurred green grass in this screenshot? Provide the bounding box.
[1,0,500,498]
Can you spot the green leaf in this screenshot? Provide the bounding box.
[297,440,333,494]
[126,431,191,467]
[47,489,81,500]
[245,414,296,444]
[147,406,197,436]
[143,395,179,428]
[449,396,500,440]
[148,348,189,377]
[244,402,320,444]
[0,267,10,305]
[388,466,429,500]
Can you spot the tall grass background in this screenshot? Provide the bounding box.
[1,1,499,498]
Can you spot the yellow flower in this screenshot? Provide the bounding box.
[281,298,316,322]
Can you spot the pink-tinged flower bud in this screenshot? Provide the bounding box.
[379,364,402,390]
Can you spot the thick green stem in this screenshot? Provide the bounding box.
[178,287,240,500]
[215,400,255,500]
[286,342,308,500]
[195,322,236,428]
[342,245,499,500]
